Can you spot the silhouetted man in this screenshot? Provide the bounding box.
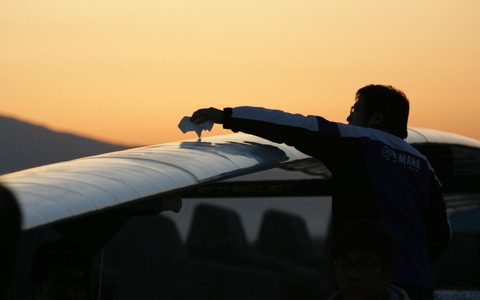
[190,84,450,299]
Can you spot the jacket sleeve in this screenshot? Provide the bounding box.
[425,180,451,261]
[222,106,341,159]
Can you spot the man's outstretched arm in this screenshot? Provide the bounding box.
[190,107,224,124]
[189,106,341,160]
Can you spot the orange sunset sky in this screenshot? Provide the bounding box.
[1,1,479,146]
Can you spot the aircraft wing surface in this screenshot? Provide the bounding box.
[1,133,310,230]
[407,126,480,147]
[2,127,479,231]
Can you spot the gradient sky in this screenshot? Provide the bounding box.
[1,0,479,146]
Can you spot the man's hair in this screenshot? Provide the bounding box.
[30,238,91,281]
[356,84,410,139]
[0,184,22,287]
[333,220,396,265]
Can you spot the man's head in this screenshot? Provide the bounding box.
[29,239,91,300]
[347,84,410,139]
[0,184,21,295]
[333,220,396,300]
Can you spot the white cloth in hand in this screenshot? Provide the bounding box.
[178,116,214,138]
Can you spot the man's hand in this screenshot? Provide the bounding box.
[190,107,224,124]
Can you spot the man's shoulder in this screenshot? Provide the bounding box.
[336,124,400,140]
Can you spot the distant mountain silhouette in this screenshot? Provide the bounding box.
[0,115,131,175]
